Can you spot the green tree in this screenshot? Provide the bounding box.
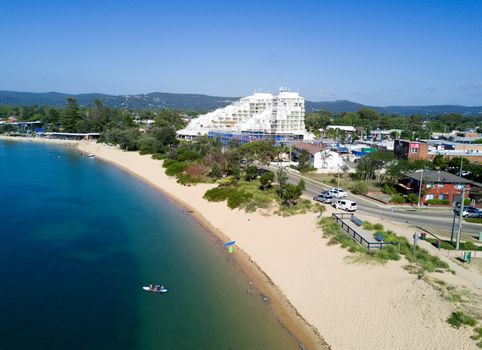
[358,108,380,121]
[260,171,275,190]
[209,163,223,179]
[297,179,306,191]
[245,165,258,181]
[281,184,302,206]
[297,149,311,170]
[276,167,288,197]
[61,98,81,132]
[432,154,447,170]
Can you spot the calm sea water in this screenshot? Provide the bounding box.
[0,141,300,350]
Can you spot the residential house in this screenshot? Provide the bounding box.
[397,170,472,205]
[292,142,345,170]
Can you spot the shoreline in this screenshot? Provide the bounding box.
[80,144,328,350]
[4,135,479,350]
[0,136,326,349]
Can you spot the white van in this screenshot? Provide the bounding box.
[332,199,357,212]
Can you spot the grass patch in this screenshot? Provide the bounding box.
[373,223,384,231]
[276,199,321,217]
[472,328,482,348]
[426,238,482,251]
[319,218,450,273]
[447,311,477,329]
[444,285,465,303]
[362,221,384,232]
[465,218,482,224]
[319,218,368,254]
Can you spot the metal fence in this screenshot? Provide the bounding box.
[332,212,400,252]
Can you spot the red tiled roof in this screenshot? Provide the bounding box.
[293,142,325,155]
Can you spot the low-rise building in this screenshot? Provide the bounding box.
[394,139,429,160]
[292,142,346,170]
[397,170,472,205]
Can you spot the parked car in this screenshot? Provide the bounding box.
[313,194,334,204]
[453,206,481,218]
[332,199,357,212]
[328,188,348,198]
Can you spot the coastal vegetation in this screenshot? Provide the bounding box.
[447,311,477,329]
[318,218,449,273]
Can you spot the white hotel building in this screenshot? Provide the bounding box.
[177,89,306,142]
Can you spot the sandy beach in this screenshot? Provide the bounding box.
[71,140,480,350]
[4,136,479,349]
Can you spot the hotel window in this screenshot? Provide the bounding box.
[410,148,419,153]
[426,183,434,189]
[455,184,464,190]
[438,183,445,188]
[425,194,434,200]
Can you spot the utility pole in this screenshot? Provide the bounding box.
[455,185,465,250]
[455,155,465,250]
[417,169,424,208]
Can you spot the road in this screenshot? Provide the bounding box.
[264,165,481,240]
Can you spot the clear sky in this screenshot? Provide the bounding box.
[1,0,481,105]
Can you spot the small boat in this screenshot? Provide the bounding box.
[142,284,168,293]
[87,153,95,158]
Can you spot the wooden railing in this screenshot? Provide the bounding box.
[332,213,400,253]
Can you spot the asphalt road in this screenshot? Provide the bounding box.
[264,165,481,240]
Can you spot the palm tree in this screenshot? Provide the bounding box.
[319,150,332,169]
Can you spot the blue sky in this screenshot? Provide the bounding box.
[1,0,481,105]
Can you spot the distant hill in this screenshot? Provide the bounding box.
[1,90,481,116]
[0,91,238,112]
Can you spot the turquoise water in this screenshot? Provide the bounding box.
[0,141,300,350]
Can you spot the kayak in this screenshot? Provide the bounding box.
[142,286,168,293]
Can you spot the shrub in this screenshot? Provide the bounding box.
[260,171,275,190]
[373,223,384,231]
[406,193,418,204]
[176,173,203,185]
[162,158,178,168]
[151,153,165,160]
[465,218,482,224]
[244,165,258,181]
[426,199,450,205]
[351,181,368,195]
[447,311,477,329]
[203,187,235,202]
[209,163,223,179]
[185,164,207,177]
[165,161,188,176]
[383,183,397,195]
[363,221,374,230]
[227,190,252,209]
[390,194,406,204]
[297,179,306,191]
[472,328,482,348]
[203,187,252,209]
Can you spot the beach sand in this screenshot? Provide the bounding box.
[5,136,478,349]
[73,141,479,350]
